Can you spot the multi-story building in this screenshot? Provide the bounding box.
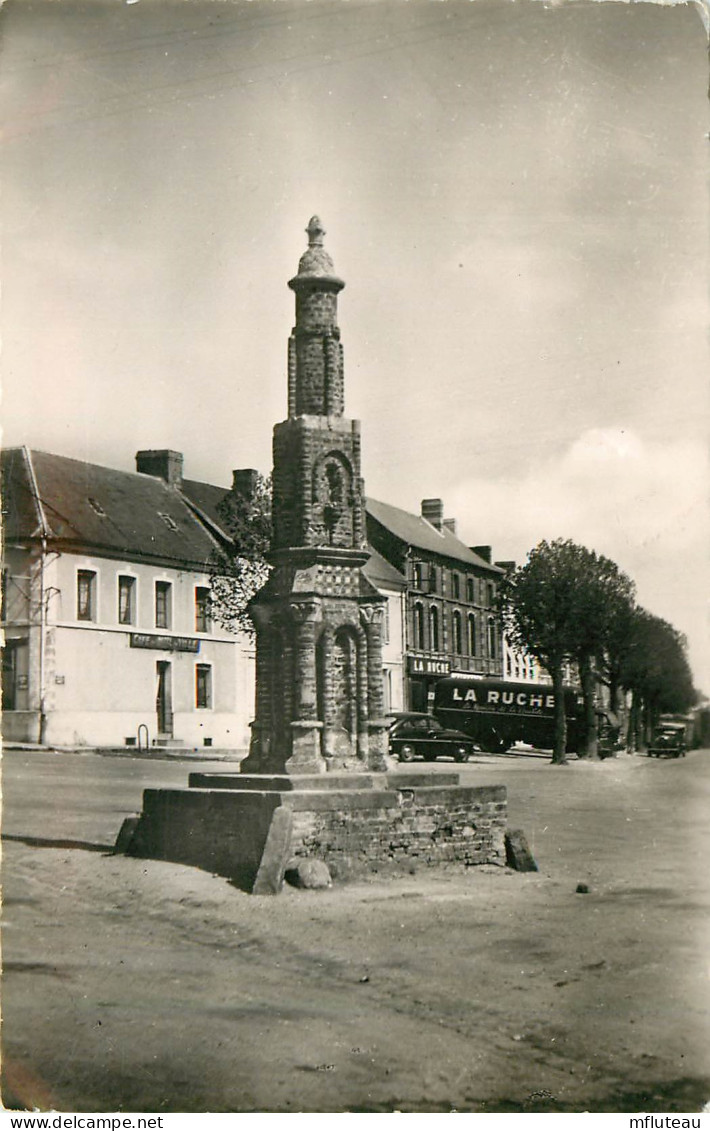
[1,446,258,749]
[366,497,504,711]
[1,445,405,749]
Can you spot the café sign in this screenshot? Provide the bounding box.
[130,633,200,653]
[408,655,450,676]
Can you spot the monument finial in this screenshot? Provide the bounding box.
[291,215,341,283]
[306,215,326,247]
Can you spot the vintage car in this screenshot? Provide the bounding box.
[597,711,623,760]
[647,720,687,758]
[386,712,476,763]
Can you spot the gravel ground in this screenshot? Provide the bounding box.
[2,747,709,1113]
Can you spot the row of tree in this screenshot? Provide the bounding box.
[499,539,698,764]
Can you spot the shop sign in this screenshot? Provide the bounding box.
[130,633,200,653]
[408,655,450,676]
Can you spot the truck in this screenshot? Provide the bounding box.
[433,674,582,754]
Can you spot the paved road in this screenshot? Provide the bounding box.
[2,748,709,1112]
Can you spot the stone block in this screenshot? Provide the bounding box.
[505,828,539,872]
[252,806,294,896]
[114,816,140,854]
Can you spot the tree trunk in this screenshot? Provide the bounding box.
[635,692,647,752]
[550,663,568,765]
[626,693,636,751]
[577,653,598,759]
[608,670,620,715]
[645,696,659,746]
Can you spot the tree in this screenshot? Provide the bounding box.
[568,550,635,759]
[500,538,636,762]
[207,472,272,638]
[499,539,584,764]
[619,609,697,748]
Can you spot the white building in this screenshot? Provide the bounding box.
[1,447,255,749]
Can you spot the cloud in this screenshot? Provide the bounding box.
[448,427,710,688]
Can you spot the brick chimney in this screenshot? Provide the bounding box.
[443,517,457,535]
[472,544,492,563]
[421,498,444,531]
[232,468,260,499]
[136,449,183,487]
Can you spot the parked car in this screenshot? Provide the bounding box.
[597,710,623,760]
[647,720,687,759]
[386,712,476,763]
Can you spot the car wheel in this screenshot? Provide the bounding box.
[453,746,469,763]
[398,744,415,763]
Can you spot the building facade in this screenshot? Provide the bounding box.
[366,498,505,712]
[1,446,256,749]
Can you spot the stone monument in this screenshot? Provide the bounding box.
[241,216,389,777]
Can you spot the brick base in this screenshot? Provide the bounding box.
[123,771,507,894]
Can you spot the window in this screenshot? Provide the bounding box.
[466,576,475,603]
[412,562,423,589]
[452,572,460,599]
[383,601,390,645]
[195,586,211,633]
[155,581,172,629]
[77,570,97,621]
[196,664,212,709]
[118,576,136,625]
[430,605,440,651]
[383,668,392,714]
[468,613,477,656]
[452,610,463,654]
[1,569,7,622]
[413,602,425,650]
[428,565,438,593]
[488,616,497,658]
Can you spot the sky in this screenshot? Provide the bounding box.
[1,0,708,690]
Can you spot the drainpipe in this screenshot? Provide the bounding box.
[24,449,52,745]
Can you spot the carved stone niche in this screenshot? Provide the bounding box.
[312,452,354,548]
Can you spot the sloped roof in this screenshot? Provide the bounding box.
[2,448,42,541]
[366,496,503,574]
[179,477,233,537]
[363,545,406,591]
[2,448,223,568]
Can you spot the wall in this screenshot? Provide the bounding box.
[380,584,405,713]
[289,785,507,879]
[2,548,254,748]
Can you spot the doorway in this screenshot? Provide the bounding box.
[156,661,173,737]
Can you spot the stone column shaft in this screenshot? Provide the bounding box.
[294,618,318,721]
